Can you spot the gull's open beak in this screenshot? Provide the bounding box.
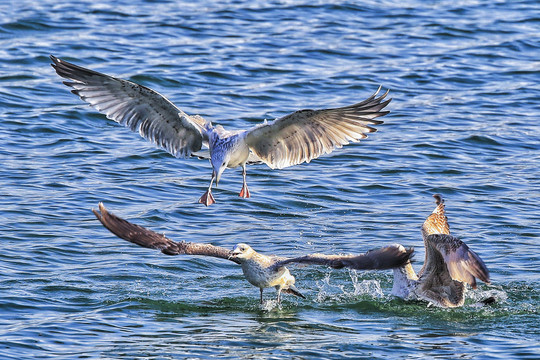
[228,250,239,260]
[229,245,242,259]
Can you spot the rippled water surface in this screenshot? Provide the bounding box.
[1,0,539,359]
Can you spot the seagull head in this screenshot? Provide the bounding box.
[230,243,254,260]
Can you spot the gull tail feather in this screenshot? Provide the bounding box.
[283,285,305,299]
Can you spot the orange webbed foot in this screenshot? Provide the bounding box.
[199,190,216,206]
[239,184,250,198]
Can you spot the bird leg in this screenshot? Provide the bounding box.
[199,172,216,206]
[238,164,250,198]
[276,288,282,304]
[260,288,264,304]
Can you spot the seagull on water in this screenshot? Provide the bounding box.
[51,55,391,205]
[93,203,413,303]
[390,194,491,307]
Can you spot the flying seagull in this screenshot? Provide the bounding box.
[92,203,413,303]
[51,55,391,205]
[390,194,491,307]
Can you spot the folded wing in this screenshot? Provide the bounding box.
[93,203,239,263]
[51,55,207,158]
[245,87,391,169]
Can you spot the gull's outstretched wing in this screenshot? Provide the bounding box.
[93,203,240,264]
[51,55,207,158]
[425,234,490,289]
[270,245,413,271]
[244,87,391,169]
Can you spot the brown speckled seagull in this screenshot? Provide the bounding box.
[51,55,391,205]
[390,194,491,307]
[93,203,413,304]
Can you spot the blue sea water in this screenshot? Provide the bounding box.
[1,0,539,358]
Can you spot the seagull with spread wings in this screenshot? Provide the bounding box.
[51,55,391,205]
[390,194,491,307]
[93,203,412,303]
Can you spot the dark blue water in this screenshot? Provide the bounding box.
[1,0,539,358]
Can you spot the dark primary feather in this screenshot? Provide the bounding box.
[50,55,206,158]
[271,246,414,271]
[93,203,239,263]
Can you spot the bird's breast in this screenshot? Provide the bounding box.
[209,132,250,169]
[241,260,287,288]
[226,144,250,168]
[226,135,250,168]
[241,261,270,288]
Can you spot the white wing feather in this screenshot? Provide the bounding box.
[244,87,391,169]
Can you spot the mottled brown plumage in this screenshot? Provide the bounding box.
[391,194,490,307]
